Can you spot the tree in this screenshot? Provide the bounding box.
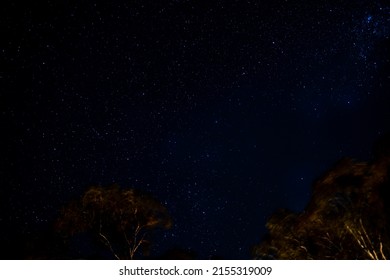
[56,185,172,259]
[253,140,390,259]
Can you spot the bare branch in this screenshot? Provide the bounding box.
[99,218,120,260]
[99,232,120,260]
[345,219,387,260]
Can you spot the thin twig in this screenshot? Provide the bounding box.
[99,232,120,260]
[99,218,120,260]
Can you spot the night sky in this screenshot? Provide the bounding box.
[2,0,390,259]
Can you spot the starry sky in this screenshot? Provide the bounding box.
[1,0,390,259]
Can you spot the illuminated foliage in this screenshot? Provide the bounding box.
[56,185,172,259]
[253,143,390,259]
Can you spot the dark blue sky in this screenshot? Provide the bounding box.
[2,0,390,259]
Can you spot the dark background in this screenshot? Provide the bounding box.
[1,0,389,259]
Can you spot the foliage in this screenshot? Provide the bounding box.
[56,185,172,259]
[253,146,390,259]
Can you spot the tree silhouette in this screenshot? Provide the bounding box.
[253,136,390,259]
[56,185,172,259]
